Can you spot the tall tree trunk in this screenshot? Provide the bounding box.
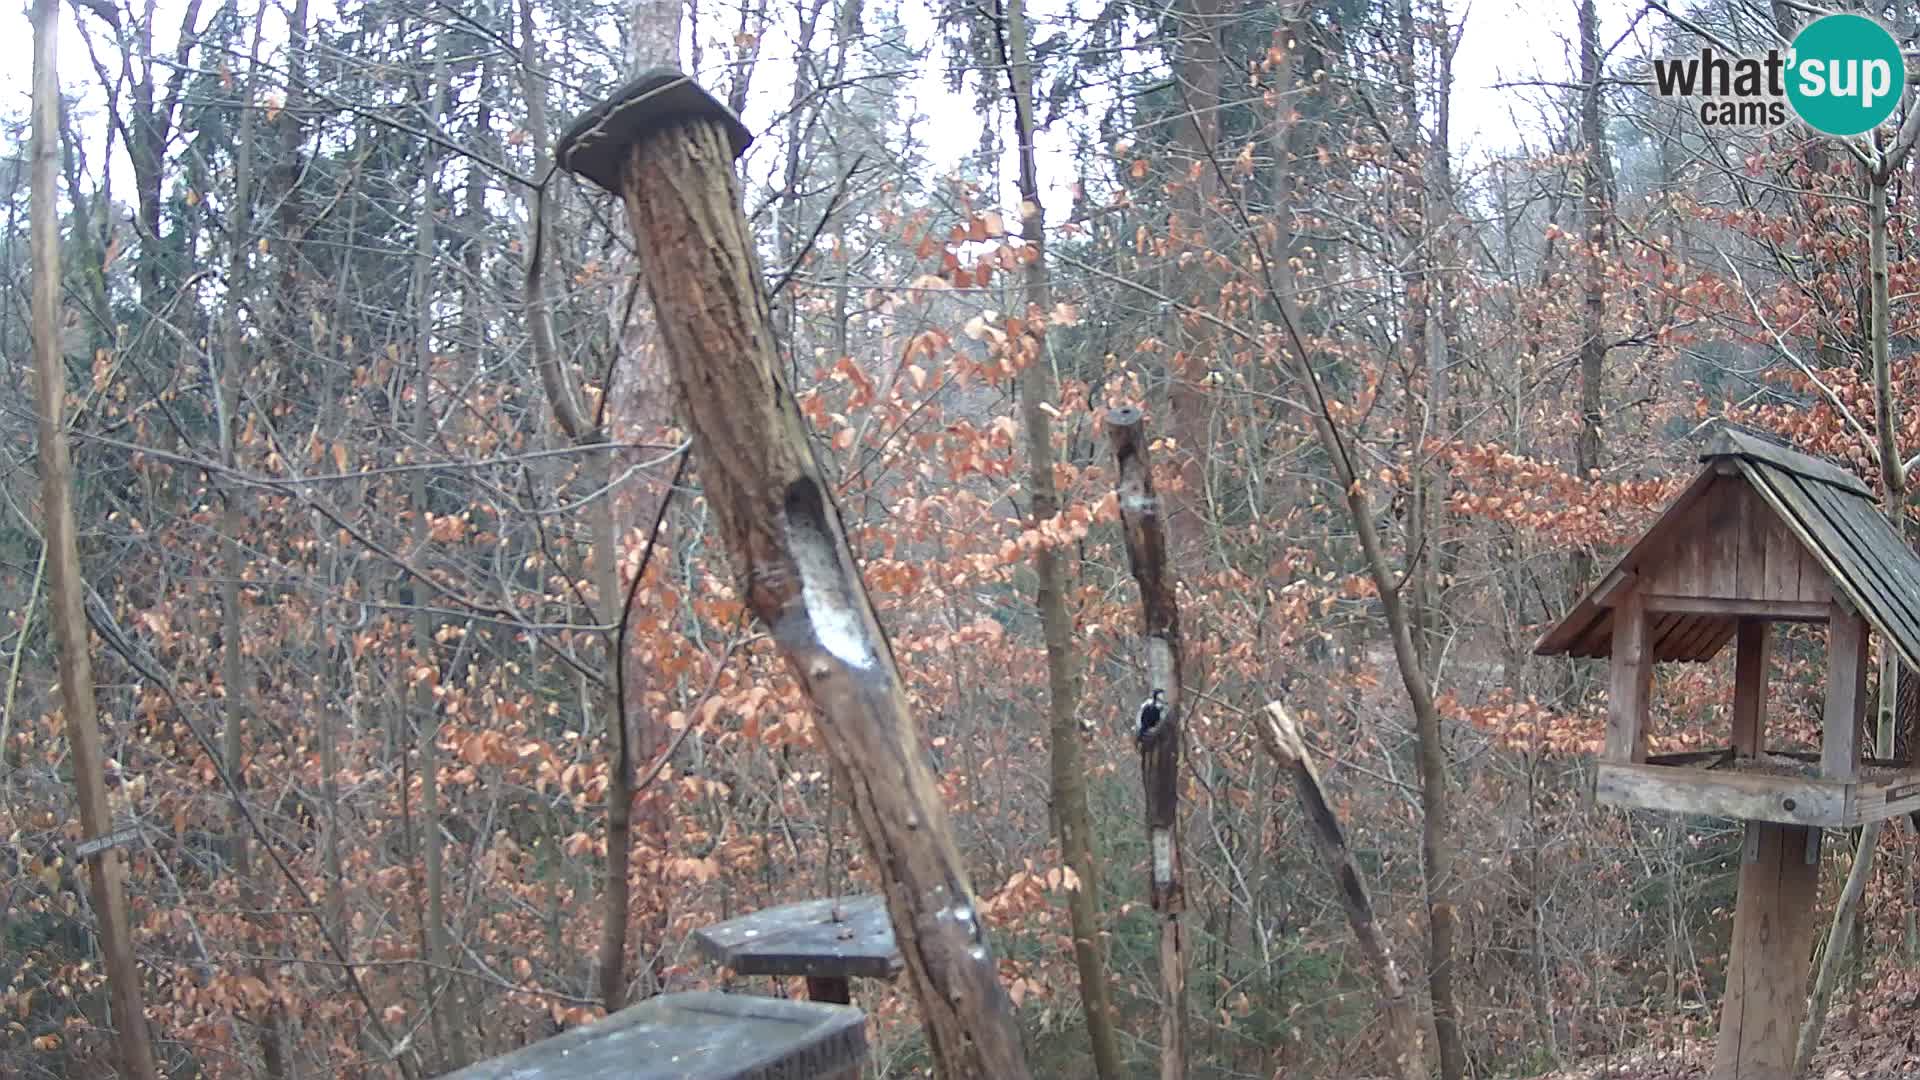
[216,10,288,1074]
[1395,0,1434,675]
[1252,244,1465,1080]
[1800,155,1911,1071]
[627,0,683,72]
[30,0,160,1073]
[1430,0,1463,623]
[409,51,467,1072]
[1166,0,1222,560]
[1570,0,1612,603]
[998,2,1122,1074]
[524,0,686,1011]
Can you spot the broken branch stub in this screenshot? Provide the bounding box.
[557,73,1030,1080]
[1257,704,1426,1080]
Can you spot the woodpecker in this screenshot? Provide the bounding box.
[1136,689,1167,750]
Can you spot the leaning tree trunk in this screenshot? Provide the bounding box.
[1259,704,1426,1080]
[556,74,1032,1080]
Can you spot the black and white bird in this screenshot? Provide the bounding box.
[1135,689,1168,750]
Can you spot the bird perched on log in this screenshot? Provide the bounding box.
[1136,689,1167,751]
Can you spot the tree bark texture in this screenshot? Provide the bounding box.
[1800,162,1910,1064]
[610,113,1032,1080]
[216,13,289,1072]
[1107,407,1188,1080]
[30,0,160,1073]
[1570,0,1612,607]
[409,52,467,1071]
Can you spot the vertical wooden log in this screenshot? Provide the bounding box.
[28,1,160,1075]
[556,73,1031,1080]
[1106,406,1188,1080]
[1824,603,1867,782]
[1711,822,1819,1080]
[1731,619,1770,758]
[1606,592,1653,763]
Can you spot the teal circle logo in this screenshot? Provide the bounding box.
[1787,14,1905,136]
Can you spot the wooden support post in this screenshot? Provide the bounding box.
[1711,823,1820,1080]
[1606,592,1653,763]
[556,72,1029,1080]
[691,894,896,1080]
[1824,602,1868,782]
[1731,619,1770,758]
[805,976,852,1005]
[1107,406,1188,1080]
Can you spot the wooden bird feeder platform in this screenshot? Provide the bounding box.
[441,991,867,1080]
[693,894,903,1006]
[1537,428,1920,1080]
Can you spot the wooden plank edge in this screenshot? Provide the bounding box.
[1594,762,1849,827]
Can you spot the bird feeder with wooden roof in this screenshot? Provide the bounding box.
[1536,428,1920,1079]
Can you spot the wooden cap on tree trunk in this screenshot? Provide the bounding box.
[556,70,752,193]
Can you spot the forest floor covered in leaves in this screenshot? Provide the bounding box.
[1538,968,1920,1079]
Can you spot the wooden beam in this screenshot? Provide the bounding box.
[1732,620,1771,758]
[1642,596,1829,621]
[1595,763,1847,826]
[1606,592,1654,763]
[1593,567,1636,607]
[1850,770,1920,825]
[1824,602,1868,782]
[1710,823,1820,1080]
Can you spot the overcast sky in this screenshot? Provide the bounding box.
[0,0,1637,220]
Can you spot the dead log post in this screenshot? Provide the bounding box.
[554,71,1031,1080]
[1258,704,1426,1080]
[1106,406,1188,1080]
